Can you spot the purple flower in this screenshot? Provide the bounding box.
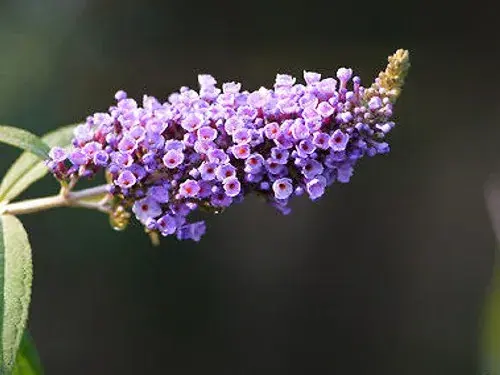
[291,120,310,140]
[179,179,201,198]
[272,178,293,200]
[270,200,292,215]
[245,172,263,183]
[115,90,127,101]
[295,186,305,196]
[329,129,349,151]
[148,185,170,203]
[183,132,197,147]
[303,71,321,85]
[348,148,363,161]
[132,197,162,224]
[317,78,337,98]
[382,104,393,117]
[117,98,138,111]
[251,128,265,146]
[145,218,157,231]
[74,124,94,143]
[275,74,296,87]
[337,166,354,183]
[69,149,89,165]
[200,86,221,101]
[112,152,134,168]
[199,162,217,181]
[145,118,168,134]
[266,158,285,175]
[211,191,233,207]
[237,105,258,121]
[336,67,353,84]
[376,122,394,134]
[274,134,294,150]
[327,150,347,164]
[92,112,113,127]
[198,74,217,87]
[297,138,316,157]
[368,96,383,110]
[163,149,184,169]
[215,163,236,181]
[82,142,102,159]
[301,107,321,123]
[141,151,156,165]
[157,214,177,235]
[197,126,218,141]
[118,136,137,153]
[223,177,241,197]
[306,177,326,200]
[105,133,118,148]
[144,132,165,150]
[207,148,230,164]
[115,170,137,189]
[189,168,200,178]
[355,122,373,136]
[194,140,215,154]
[217,93,235,107]
[197,180,212,198]
[312,132,330,150]
[336,111,353,124]
[49,147,67,162]
[222,82,241,94]
[270,147,289,165]
[93,150,109,166]
[317,101,335,118]
[302,159,324,179]
[129,164,147,180]
[181,113,204,132]
[231,144,251,159]
[245,153,264,169]
[129,126,146,141]
[224,116,244,135]
[373,141,390,154]
[233,128,252,144]
[164,139,185,151]
[247,87,270,108]
[176,221,206,242]
[264,122,280,139]
[298,93,319,109]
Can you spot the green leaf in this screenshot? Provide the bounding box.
[12,331,43,375]
[0,125,76,203]
[480,260,500,374]
[482,179,500,373]
[0,127,50,160]
[0,215,33,374]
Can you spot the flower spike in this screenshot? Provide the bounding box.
[47,50,410,242]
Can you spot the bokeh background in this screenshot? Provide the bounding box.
[1,0,499,374]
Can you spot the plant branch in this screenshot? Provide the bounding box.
[0,184,111,216]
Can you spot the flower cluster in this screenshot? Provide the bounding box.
[47,50,409,242]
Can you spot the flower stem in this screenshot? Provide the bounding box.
[0,185,111,216]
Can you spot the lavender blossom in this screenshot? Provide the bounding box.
[272,178,293,200]
[163,149,184,169]
[49,147,67,163]
[47,49,410,242]
[115,170,137,189]
[223,177,241,197]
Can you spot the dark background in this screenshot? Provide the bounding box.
[1,0,499,374]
